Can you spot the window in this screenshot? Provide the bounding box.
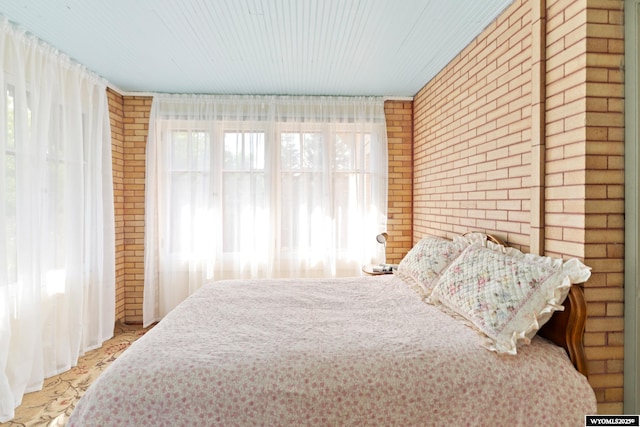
[144,95,388,324]
[162,124,377,260]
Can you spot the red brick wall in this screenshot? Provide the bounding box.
[412,0,625,413]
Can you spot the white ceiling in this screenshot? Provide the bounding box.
[0,0,514,97]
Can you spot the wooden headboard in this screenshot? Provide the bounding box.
[537,284,589,377]
[468,232,589,377]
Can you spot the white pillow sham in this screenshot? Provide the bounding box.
[429,241,591,354]
[395,234,482,297]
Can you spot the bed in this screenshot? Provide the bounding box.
[68,235,597,426]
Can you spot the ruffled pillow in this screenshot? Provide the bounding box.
[429,240,591,354]
[395,234,472,297]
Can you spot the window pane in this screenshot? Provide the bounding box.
[222,172,265,252]
[280,171,323,250]
[169,171,210,252]
[191,131,210,170]
[334,132,373,171]
[281,133,300,170]
[335,133,354,170]
[171,130,210,171]
[281,132,323,171]
[302,133,322,170]
[224,132,264,170]
[171,131,189,170]
[333,172,370,250]
[167,130,211,253]
[222,131,266,253]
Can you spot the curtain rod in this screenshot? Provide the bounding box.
[107,84,413,101]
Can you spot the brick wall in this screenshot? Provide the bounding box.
[414,0,533,249]
[122,96,152,324]
[384,100,414,264]
[580,0,625,412]
[107,88,125,321]
[412,0,624,413]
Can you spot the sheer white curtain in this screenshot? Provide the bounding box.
[0,18,115,422]
[144,95,387,325]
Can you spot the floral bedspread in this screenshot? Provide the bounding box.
[68,275,596,426]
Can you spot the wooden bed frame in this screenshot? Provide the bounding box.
[538,284,588,376]
[471,232,589,377]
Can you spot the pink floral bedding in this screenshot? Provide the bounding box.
[68,275,596,426]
